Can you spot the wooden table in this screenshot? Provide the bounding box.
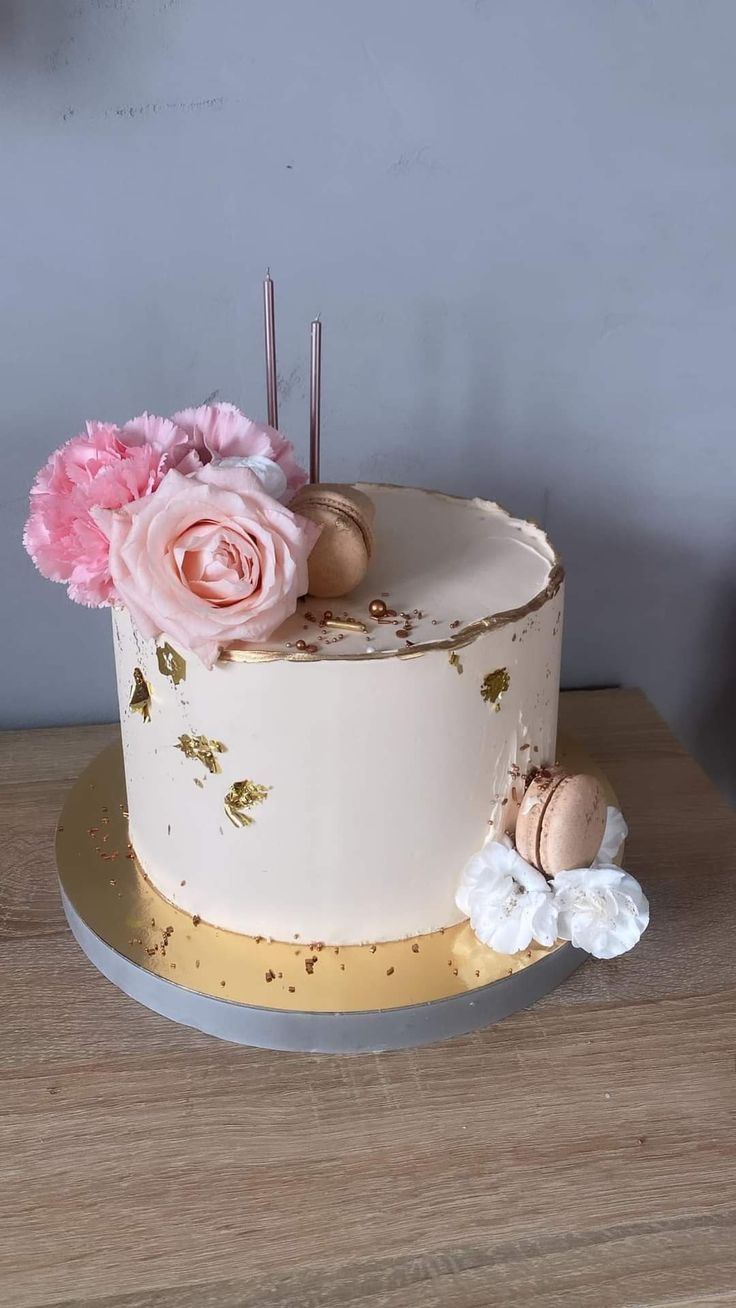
[1,690,734,1308]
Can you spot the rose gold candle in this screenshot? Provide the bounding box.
[309,317,321,483]
[263,271,278,429]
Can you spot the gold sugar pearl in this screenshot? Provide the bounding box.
[295,639,307,651]
[369,599,387,619]
[322,610,333,621]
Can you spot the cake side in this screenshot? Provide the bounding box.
[114,485,564,945]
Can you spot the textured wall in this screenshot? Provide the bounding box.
[1,0,734,798]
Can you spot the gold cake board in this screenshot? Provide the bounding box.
[56,735,612,1052]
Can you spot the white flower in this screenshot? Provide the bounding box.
[594,807,628,866]
[455,833,512,916]
[551,865,649,959]
[456,841,558,954]
[210,454,288,502]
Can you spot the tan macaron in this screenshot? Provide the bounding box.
[515,768,606,875]
[291,484,375,599]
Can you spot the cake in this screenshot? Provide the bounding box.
[112,484,564,945]
[26,392,649,998]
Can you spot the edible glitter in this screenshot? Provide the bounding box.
[448,652,464,676]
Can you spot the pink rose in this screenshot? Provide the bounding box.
[97,465,320,666]
[172,402,308,499]
[23,421,166,607]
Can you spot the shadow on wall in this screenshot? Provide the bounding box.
[0,1,72,63]
[556,505,735,795]
[0,0,177,78]
[691,578,736,799]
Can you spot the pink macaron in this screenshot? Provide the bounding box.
[515,768,606,875]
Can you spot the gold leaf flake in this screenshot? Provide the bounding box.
[481,668,510,711]
[129,668,152,722]
[449,652,463,675]
[176,734,226,774]
[156,642,186,685]
[224,779,271,828]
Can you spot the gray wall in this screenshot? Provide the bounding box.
[1,0,734,799]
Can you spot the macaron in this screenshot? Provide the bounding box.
[515,768,606,875]
[291,484,375,599]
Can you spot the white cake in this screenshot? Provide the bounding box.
[113,484,563,945]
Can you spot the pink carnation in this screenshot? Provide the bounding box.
[97,464,320,666]
[172,402,307,498]
[23,421,166,607]
[120,412,201,475]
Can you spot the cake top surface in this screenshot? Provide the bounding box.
[223,484,561,663]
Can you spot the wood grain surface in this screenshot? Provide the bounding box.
[1,691,735,1308]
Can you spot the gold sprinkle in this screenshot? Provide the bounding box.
[129,668,152,722]
[288,985,296,994]
[156,642,186,685]
[265,969,275,983]
[224,779,271,828]
[324,617,367,633]
[176,734,226,775]
[386,966,395,976]
[448,651,463,675]
[411,942,420,953]
[481,668,510,710]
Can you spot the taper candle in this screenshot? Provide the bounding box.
[309,317,322,484]
[263,270,278,429]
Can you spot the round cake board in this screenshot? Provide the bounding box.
[56,735,609,1053]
